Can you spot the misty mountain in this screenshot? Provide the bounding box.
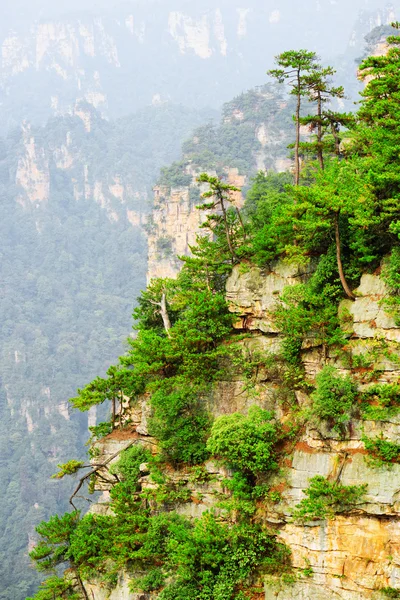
[1,0,398,130]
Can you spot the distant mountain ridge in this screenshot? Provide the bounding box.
[0,0,398,130]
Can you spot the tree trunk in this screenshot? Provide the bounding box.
[334,212,355,300]
[111,396,116,429]
[119,391,123,428]
[317,92,324,170]
[294,70,301,185]
[235,206,247,240]
[331,122,341,157]
[75,569,89,600]
[160,292,172,337]
[219,195,236,261]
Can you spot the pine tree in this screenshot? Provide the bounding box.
[197,173,244,262]
[268,50,319,184]
[354,23,400,240]
[300,66,353,168]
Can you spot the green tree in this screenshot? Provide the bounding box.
[268,50,319,184]
[300,66,353,168]
[353,23,400,242]
[197,173,244,262]
[289,158,376,298]
[70,365,130,427]
[29,513,89,599]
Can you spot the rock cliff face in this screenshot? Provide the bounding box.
[147,167,245,281]
[88,262,400,599]
[147,84,294,281]
[230,264,400,599]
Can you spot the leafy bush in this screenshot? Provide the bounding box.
[207,406,280,478]
[361,383,400,421]
[311,366,358,433]
[111,445,150,485]
[381,248,400,325]
[362,434,400,467]
[148,512,290,600]
[149,383,211,465]
[292,476,367,522]
[381,587,400,598]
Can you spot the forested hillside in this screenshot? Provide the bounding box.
[26,22,400,600]
[0,102,213,600]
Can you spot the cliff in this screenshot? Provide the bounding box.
[25,19,400,600]
[147,84,294,281]
[83,261,400,600]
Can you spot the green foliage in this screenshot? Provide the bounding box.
[158,161,192,189]
[381,587,400,598]
[207,406,280,478]
[361,383,400,421]
[273,253,346,365]
[140,512,290,600]
[381,249,400,325]
[149,383,211,465]
[25,576,80,600]
[111,445,151,485]
[29,512,80,572]
[133,568,165,593]
[52,460,85,480]
[310,366,358,433]
[123,281,234,465]
[362,434,400,468]
[292,476,367,522]
[197,172,246,263]
[88,421,113,442]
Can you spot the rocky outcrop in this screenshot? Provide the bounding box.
[87,263,400,599]
[226,262,313,332]
[147,168,245,282]
[227,264,400,599]
[90,264,400,599]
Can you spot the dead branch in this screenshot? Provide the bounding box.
[69,441,136,510]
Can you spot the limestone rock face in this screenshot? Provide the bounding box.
[86,573,149,600]
[344,273,400,341]
[88,262,400,599]
[147,168,246,282]
[226,262,313,332]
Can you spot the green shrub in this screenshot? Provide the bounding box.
[362,434,400,467]
[149,384,211,465]
[134,568,165,592]
[381,248,400,325]
[361,383,400,421]
[88,421,113,441]
[111,444,150,484]
[381,587,400,598]
[292,476,367,522]
[207,406,280,478]
[311,366,358,433]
